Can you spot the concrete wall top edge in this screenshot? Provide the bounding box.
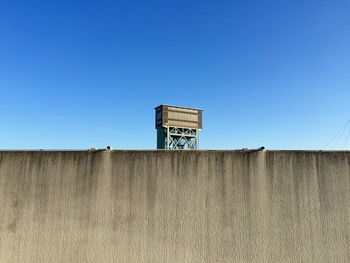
[0,149,350,154]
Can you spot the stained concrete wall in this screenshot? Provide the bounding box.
[0,150,350,262]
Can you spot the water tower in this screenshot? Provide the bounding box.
[155,105,203,150]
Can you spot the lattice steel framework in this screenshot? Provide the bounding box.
[157,127,199,150]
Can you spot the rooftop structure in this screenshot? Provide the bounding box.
[155,105,203,149]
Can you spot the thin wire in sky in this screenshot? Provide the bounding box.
[323,119,350,150]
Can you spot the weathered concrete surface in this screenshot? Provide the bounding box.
[0,150,350,262]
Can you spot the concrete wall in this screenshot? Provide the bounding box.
[0,150,349,262]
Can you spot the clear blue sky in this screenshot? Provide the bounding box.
[1,0,349,150]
